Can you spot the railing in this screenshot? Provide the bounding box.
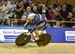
[0,19,75,28]
[47,20,75,23]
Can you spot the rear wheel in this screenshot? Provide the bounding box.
[15,33,31,46]
[36,34,51,47]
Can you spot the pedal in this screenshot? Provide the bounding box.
[31,38,35,42]
[34,36,39,40]
[31,36,39,42]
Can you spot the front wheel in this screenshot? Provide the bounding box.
[36,34,51,47]
[15,33,31,46]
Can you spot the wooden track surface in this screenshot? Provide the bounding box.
[0,43,75,54]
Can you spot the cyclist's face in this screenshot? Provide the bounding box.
[28,18,34,23]
[21,16,27,21]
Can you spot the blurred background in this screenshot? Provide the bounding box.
[0,0,75,28]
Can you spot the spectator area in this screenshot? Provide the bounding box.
[0,0,75,28]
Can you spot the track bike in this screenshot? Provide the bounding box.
[15,29,51,47]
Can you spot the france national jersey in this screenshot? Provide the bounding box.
[34,14,47,30]
[24,13,47,31]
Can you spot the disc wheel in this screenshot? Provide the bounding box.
[15,33,31,46]
[36,34,51,47]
